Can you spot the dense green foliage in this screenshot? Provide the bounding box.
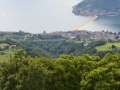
[1,50,120,90]
[0,38,18,46]
[0,31,120,59]
[21,40,108,58]
[21,41,83,58]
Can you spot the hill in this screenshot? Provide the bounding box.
[72,0,120,16]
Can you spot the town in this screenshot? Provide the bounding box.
[0,30,120,43]
[46,30,120,42]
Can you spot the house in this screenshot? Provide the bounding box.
[11,45,17,49]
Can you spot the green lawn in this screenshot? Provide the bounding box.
[4,49,15,54]
[0,55,10,62]
[0,49,16,62]
[96,42,120,51]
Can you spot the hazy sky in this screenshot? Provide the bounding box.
[0,0,82,33]
[0,0,84,33]
[0,0,44,33]
[1,0,119,33]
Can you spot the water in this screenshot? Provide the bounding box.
[0,0,120,33]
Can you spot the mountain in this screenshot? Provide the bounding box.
[72,0,120,16]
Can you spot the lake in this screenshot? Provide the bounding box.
[0,0,120,33]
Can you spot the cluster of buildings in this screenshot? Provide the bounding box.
[48,30,120,41]
[73,9,120,16]
[72,4,120,16]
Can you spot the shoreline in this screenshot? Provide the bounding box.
[72,7,120,17]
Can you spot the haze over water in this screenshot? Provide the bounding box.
[0,0,120,33]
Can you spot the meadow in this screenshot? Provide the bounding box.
[0,43,9,48]
[0,49,15,62]
[96,42,120,51]
[0,43,15,62]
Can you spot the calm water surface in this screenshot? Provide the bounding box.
[0,0,120,33]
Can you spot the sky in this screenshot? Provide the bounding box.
[0,0,83,33]
[0,0,42,33]
[1,0,118,33]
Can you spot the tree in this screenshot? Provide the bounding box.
[4,45,9,50]
[111,45,116,50]
[80,53,120,90]
[43,30,46,34]
[0,50,50,90]
[1,50,120,90]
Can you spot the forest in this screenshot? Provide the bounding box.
[0,31,120,89]
[21,39,120,58]
[0,50,120,90]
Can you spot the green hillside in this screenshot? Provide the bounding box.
[96,42,120,51]
[73,0,120,16]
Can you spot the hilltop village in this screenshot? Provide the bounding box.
[0,30,120,42]
[47,30,120,42]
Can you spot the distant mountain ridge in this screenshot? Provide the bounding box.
[72,0,120,16]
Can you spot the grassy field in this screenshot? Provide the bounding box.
[0,49,15,62]
[0,43,9,48]
[0,55,10,62]
[0,42,16,61]
[96,42,120,51]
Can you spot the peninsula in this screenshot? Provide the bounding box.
[72,0,120,16]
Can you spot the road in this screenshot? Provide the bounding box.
[59,0,98,30]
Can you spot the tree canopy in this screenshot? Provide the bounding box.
[1,50,120,90]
